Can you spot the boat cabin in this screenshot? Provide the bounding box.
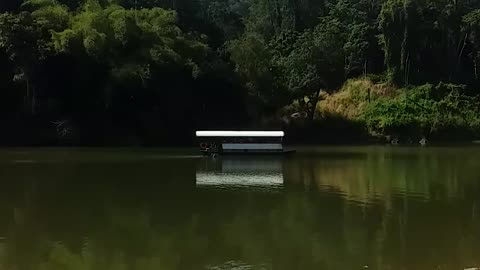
[196,131,286,155]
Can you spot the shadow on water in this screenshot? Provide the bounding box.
[0,147,479,270]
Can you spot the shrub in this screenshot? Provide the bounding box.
[361,82,480,140]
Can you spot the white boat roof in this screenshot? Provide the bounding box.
[196,131,284,137]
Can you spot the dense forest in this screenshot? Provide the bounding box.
[2,0,480,145]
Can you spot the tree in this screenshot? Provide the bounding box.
[463,9,480,80]
[227,32,283,110]
[0,12,41,115]
[51,1,208,109]
[0,0,70,115]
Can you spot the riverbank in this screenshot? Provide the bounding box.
[280,79,480,145]
[1,78,480,147]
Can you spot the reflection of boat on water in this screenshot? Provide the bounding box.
[196,172,283,189]
[196,157,284,190]
[205,261,270,270]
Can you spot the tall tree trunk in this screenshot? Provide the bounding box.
[31,84,36,115]
[25,75,36,115]
[404,53,410,85]
[455,33,468,79]
[105,81,112,110]
[308,89,321,122]
[25,77,30,114]
[24,76,35,115]
[400,0,409,85]
[475,59,478,80]
[364,59,368,79]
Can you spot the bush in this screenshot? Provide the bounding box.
[282,78,480,143]
[361,82,480,141]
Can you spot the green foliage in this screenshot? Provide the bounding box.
[0,0,211,131]
[361,82,480,138]
[378,0,411,85]
[326,0,374,76]
[227,32,285,108]
[0,10,45,114]
[46,1,208,108]
[270,31,320,97]
[21,0,209,81]
[227,0,379,114]
[463,9,480,69]
[3,0,480,143]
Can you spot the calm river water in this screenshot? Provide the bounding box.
[0,146,479,270]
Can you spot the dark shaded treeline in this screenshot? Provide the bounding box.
[2,0,480,145]
[0,0,249,146]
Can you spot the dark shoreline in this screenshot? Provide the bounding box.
[1,139,480,148]
[1,118,479,147]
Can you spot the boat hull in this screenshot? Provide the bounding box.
[202,150,296,156]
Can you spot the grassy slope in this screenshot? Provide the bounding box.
[284,79,480,144]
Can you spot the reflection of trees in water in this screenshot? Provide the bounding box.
[1,188,479,270]
[284,149,480,203]
[3,206,199,270]
[0,150,479,270]
[282,149,480,269]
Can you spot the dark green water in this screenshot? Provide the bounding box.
[0,147,479,270]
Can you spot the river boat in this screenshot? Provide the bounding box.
[196,131,295,156]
